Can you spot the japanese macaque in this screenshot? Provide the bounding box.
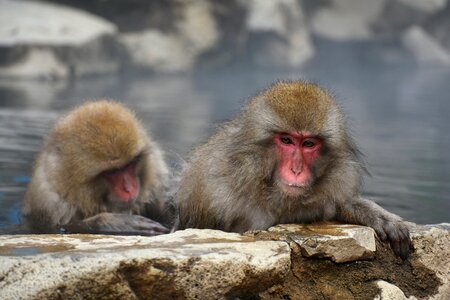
[176,81,413,259]
[22,100,174,235]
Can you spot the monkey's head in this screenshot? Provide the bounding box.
[243,81,359,198]
[53,100,155,209]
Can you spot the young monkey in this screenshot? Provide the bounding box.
[22,100,173,235]
[176,81,413,259]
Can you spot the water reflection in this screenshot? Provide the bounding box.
[0,65,449,228]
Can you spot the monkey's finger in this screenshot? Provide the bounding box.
[399,241,412,260]
[374,226,387,241]
[387,227,412,260]
[390,239,402,259]
[398,234,413,260]
[148,224,171,234]
[135,220,171,234]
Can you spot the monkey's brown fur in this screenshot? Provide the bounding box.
[176,81,412,259]
[22,100,170,233]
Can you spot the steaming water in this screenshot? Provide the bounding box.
[0,65,449,230]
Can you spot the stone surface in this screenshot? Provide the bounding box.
[0,229,290,299]
[410,224,450,300]
[425,4,450,50]
[401,26,450,65]
[311,0,386,40]
[0,0,119,79]
[260,224,448,300]
[120,30,193,73]
[3,0,450,76]
[120,0,218,73]
[244,0,314,67]
[374,280,415,300]
[0,224,448,299]
[397,0,447,14]
[268,223,376,263]
[0,0,115,46]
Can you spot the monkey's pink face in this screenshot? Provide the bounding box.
[102,160,140,204]
[273,132,322,196]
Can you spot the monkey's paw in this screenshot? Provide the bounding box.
[80,213,170,236]
[373,218,413,260]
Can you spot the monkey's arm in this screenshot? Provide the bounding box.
[63,213,170,236]
[334,197,413,259]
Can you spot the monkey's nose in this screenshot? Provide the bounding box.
[290,167,302,176]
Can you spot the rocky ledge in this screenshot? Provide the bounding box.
[0,223,448,299]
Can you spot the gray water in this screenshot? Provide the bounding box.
[0,65,449,229]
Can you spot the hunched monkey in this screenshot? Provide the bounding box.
[22,100,173,235]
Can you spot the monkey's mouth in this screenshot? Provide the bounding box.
[280,179,309,188]
[277,180,311,197]
[122,196,137,204]
[110,196,137,209]
[286,183,305,188]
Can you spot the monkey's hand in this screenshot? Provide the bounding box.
[369,214,413,260]
[336,197,413,260]
[65,213,170,236]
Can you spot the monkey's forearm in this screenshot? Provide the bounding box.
[335,197,413,259]
[63,213,170,236]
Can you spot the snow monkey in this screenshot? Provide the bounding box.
[22,100,174,235]
[176,81,412,259]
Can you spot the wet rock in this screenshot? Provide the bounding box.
[120,0,218,73]
[119,30,193,73]
[243,0,314,67]
[373,0,446,34]
[401,25,450,65]
[397,0,447,14]
[374,280,414,300]
[0,0,119,79]
[0,224,448,299]
[268,224,376,263]
[310,0,386,41]
[410,224,450,299]
[260,224,448,300]
[425,3,450,50]
[0,229,290,299]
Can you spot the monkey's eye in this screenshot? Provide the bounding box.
[280,136,294,145]
[302,140,316,148]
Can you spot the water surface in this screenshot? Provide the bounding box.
[0,65,449,229]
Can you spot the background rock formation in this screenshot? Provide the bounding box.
[2,0,450,79]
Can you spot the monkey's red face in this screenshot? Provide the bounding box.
[273,132,322,196]
[103,160,140,204]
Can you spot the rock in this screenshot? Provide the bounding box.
[0,0,119,79]
[311,0,386,41]
[120,30,193,73]
[374,280,415,300]
[397,0,447,14]
[243,0,314,67]
[373,0,447,34]
[0,229,291,299]
[0,48,68,79]
[401,25,450,65]
[176,0,218,55]
[268,224,376,263]
[425,3,450,50]
[1,224,448,299]
[410,224,450,299]
[260,224,448,300]
[372,224,450,300]
[120,0,218,73]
